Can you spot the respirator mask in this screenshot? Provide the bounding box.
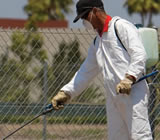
[82,10,94,30]
[82,20,94,30]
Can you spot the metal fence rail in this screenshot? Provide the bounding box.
[0,28,159,140]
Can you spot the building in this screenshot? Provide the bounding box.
[0,18,68,28]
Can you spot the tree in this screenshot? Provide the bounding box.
[42,40,105,104]
[24,0,73,21]
[48,0,73,20]
[73,85,105,104]
[147,0,160,26]
[124,0,160,26]
[48,40,84,96]
[0,56,31,103]
[0,0,48,103]
[0,0,74,103]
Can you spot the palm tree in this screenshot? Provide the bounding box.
[148,0,160,26]
[124,0,160,26]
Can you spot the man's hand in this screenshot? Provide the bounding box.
[116,75,136,95]
[51,91,71,110]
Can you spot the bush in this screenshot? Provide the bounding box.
[0,115,107,125]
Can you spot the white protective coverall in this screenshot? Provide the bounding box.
[61,17,153,140]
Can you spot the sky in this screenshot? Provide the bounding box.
[0,0,160,28]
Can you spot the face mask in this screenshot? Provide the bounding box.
[82,10,93,30]
[82,19,94,30]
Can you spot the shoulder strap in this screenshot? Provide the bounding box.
[94,36,97,45]
[94,19,128,51]
[114,19,127,52]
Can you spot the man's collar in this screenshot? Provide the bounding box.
[100,15,112,37]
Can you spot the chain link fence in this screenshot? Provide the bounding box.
[0,28,159,140]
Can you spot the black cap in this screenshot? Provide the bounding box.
[73,0,104,23]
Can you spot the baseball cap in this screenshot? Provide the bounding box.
[73,0,104,23]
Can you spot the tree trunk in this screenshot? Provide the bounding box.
[148,12,153,27]
[141,13,145,26]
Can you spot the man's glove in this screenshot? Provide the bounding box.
[51,91,71,110]
[116,74,136,95]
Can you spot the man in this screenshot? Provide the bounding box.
[51,0,153,139]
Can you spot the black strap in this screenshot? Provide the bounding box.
[94,36,97,45]
[94,19,127,52]
[114,19,127,52]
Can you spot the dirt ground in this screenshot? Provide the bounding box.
[0,124,107,140]
[1,124,160,140]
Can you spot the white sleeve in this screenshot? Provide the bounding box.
[116,19,146,80]
[61,43,99,99]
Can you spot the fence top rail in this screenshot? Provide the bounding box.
[0,27,97,35]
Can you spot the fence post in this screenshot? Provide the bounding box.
[42,60,48,140]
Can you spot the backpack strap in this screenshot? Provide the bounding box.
[114,19,127,52]
[94,36,97,45]
[94,19,127,51]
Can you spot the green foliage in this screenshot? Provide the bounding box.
[24,0,73,21]
[0,0,99,104]
[47,116,107,125]
[0,115,107,125]
[0,58,33,103]
[24,0,50,30]
[159,44,160,60]
[0,115,40,124]
[74,85,105,104]
[47,40,84,96]
[10,31,47,63]
[48,0,73,19]
[44,40,104,103]
[2,0,53,104]
[11,32,28,61]
[29,33,48,62]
